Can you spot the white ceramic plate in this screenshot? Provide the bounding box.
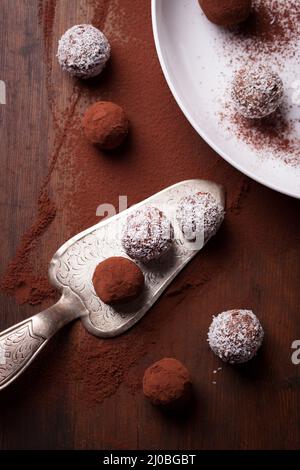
[152,0,300,199]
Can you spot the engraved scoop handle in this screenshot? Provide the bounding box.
[0,290,85,390]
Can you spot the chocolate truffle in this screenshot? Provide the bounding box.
[122,206,174,263]
[82,101,129,149]
[143,358,192,408]
[208,310,264,364]
[232,65,284,119]
[199,0,251,27]
[92,256,144,305]
[57,24,110,79]
[176,192,224,244]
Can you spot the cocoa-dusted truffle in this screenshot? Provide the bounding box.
[57,24,110,79]
[143,358,192,408]
[208,309,264,364]
[122,207,174,263]
[232,65,284,119]
[82,101,129,149]
[176,192,224,244]
[92,257,144,305]
[199,0,251,27]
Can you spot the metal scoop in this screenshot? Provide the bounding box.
[0,180,225,390]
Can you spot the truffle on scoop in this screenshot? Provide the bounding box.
[82,101,129,149]
[57,24,110,79]
[231,65,284,119]
[208,309,264,364]
[199,0,251,27]
[122,207,174,263]
[92,257,144,305]
[176,191,224,244]
[143,358,192,409]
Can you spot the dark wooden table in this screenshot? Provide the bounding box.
[0,0,300,450]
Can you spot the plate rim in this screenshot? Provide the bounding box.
[151,0,299,199]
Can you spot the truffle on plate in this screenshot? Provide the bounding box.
[231,65,284,119]
[82,101,129,149]
[57,24,110,79]
[208,309,264,364]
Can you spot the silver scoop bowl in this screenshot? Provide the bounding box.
[0,180,225,390]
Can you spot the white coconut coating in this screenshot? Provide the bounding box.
[176,192,224,243]
[208,310,264,364]
[57,24,111,79]
[231,65,284,119]
[122,206,174,263]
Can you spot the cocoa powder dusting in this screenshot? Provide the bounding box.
[88,0,110,30]
[0,95,81,305]
[38,0,58,119]
[220,104,300,166]
[231,109,300,166]
[229,0,300,59]
[44,322,153,403]
[0,190,57,305]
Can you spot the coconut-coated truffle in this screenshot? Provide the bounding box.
[199,0,252,27]
[92,257,144,305]
[82,101,129,149]
[143,358,192,408]
[232,65,284,119]
[122,207,174,263]
[176,192,224,244]
[57,24,110,79]
[208,309,264,364]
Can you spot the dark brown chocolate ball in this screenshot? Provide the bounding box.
[143,358,192,409]
[92,257,144,305]
[82,101,129,149]
[199,0,251,27]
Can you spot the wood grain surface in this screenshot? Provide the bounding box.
[0,0,300,450]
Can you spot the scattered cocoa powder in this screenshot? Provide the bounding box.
[229,108,300,166]
[228,0,300,60]
[220,103,300,167]
[27,321,156,404]
[88,0,110,30]
[0,190,57,305]
[38,0,60,123]
[0,94,81,305]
